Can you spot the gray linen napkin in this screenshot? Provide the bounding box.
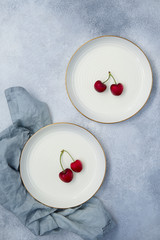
[0,87,115,240]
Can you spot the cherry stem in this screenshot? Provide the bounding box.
[60,150,65,172]
[109,72,117,84]
[103,71,117,84]
[62,149,75,162]
[103,73,111,83]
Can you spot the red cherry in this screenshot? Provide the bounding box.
[59,168,73,183]
[110,83,123,96]
[94,80,107,92]
[70,160,83,172]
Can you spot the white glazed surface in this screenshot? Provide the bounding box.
[66,36,152,123]
[20,123,106,208]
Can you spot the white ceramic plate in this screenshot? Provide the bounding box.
[20,123,106,208]
[66,36,152,123]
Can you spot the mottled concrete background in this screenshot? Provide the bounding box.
[0,1,159,240]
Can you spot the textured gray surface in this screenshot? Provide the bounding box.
[0,0,159,240]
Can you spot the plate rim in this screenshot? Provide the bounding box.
[65,35,153,124]
[19,122,107,209]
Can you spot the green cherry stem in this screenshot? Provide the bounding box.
[60,150,65,172]
[103,71,117,84]
[62,149,75,162]
[109,71,117,84]
[103,72,111,83]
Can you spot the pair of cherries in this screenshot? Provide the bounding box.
[94,71,123,96]
[59,149,83,183]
